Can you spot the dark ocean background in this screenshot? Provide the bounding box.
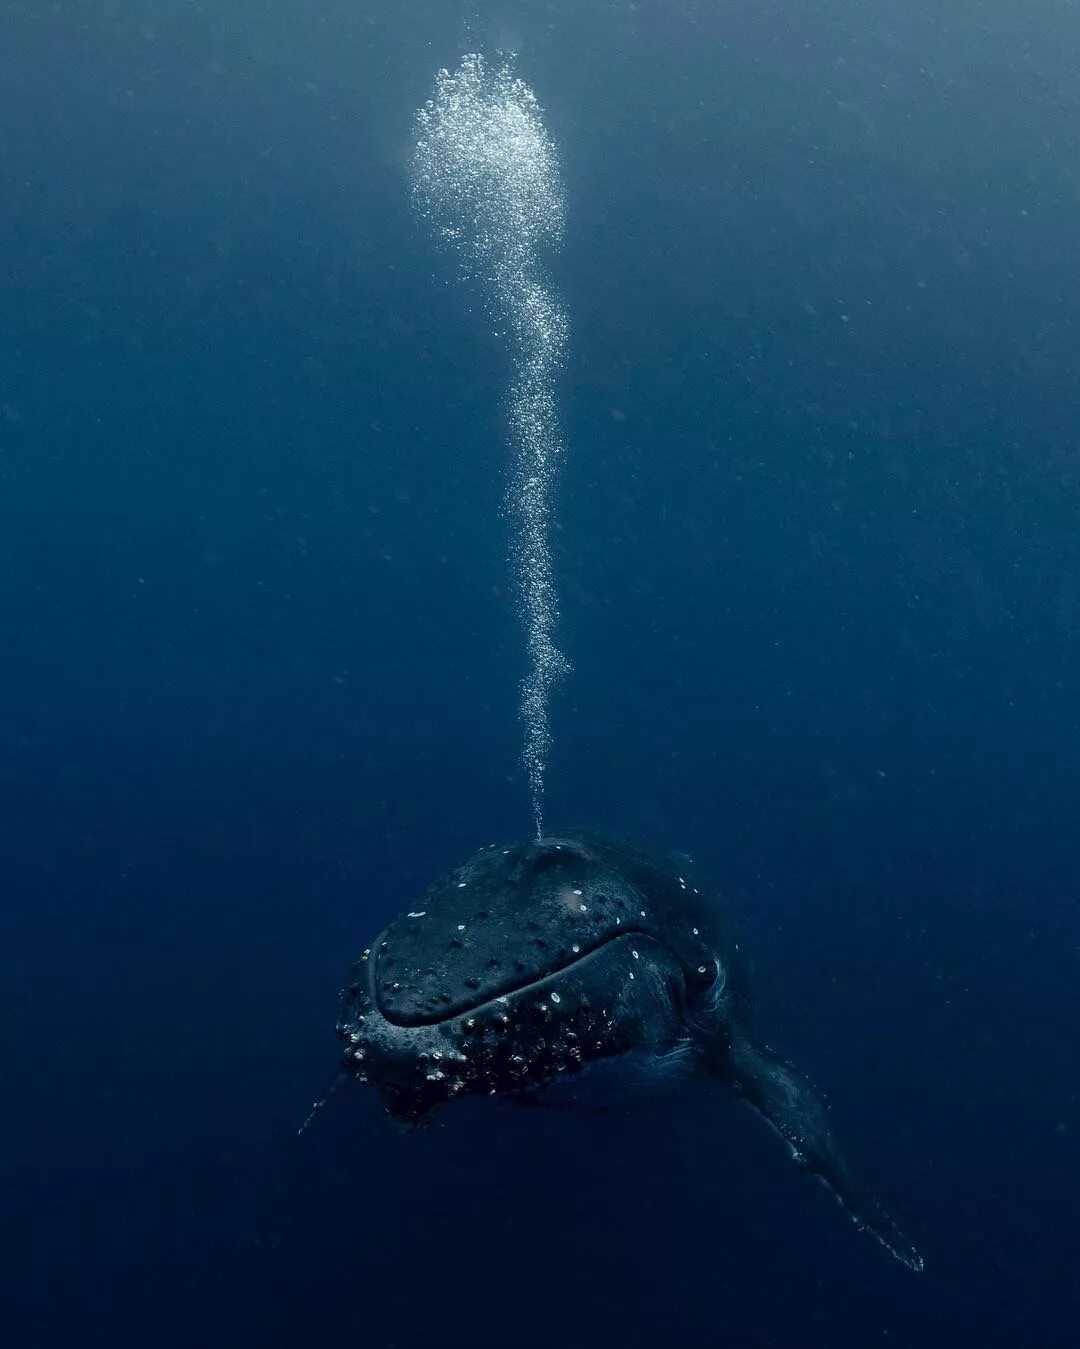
[4,2,1079,1345]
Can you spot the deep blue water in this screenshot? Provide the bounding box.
[4,2,1079,1345]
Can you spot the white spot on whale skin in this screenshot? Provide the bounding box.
[457,923,467,931]
[407,911,427,918]
[457,882,467,889]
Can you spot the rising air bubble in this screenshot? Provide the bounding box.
[412,54,570,837]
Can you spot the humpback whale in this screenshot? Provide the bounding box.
[335,830,922,1270]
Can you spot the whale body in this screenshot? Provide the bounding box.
[335,830,922,1270]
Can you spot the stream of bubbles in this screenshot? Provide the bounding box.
[412,54,570,836]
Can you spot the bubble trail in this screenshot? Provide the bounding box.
[412,54,570,837]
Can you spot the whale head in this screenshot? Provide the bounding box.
[336,834,715,1122]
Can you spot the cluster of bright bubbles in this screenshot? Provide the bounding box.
[413,55,570,836]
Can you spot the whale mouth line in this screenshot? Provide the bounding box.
[375,928,655,1029]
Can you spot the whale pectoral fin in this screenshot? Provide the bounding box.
[726,1031,923,1271]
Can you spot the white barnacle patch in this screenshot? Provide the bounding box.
[407,911,427,919]
[579,904,588,913]
[692,927,699,935]
[457,923,466,931]
[550,991,561,1004]
[361,948,371,961]
[457,881,467,889]
[631,949,640,960]
[560,886,588,916]
[426,1070,446,1082]
[677,876,686,887]
[639,909,646,918]
[628,970,635,980]
[697,965,708,974]
[571,943,580,953]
